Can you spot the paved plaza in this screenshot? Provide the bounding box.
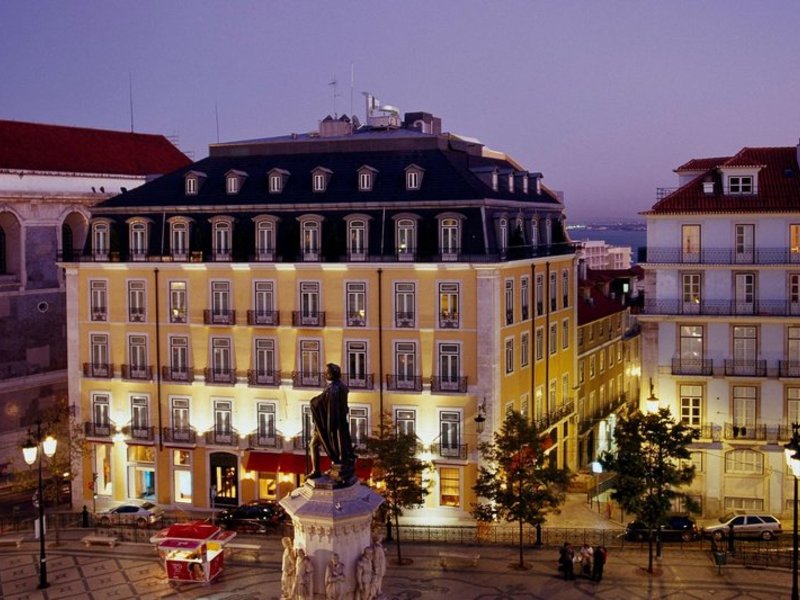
[0,496,792,599]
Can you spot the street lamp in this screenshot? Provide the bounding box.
[784,422,800,600]
[474,398,486,434]
[23,419,58,590]
[645,378,659,414]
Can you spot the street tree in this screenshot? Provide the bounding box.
[601,407,699,573]
[365,415,431,565]
[472,410,570,569]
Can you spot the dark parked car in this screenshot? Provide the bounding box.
[217,500,287,534]
[625,515,698,542]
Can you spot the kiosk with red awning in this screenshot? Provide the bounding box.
[150,521,236,586]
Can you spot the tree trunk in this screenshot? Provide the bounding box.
[394,510,403,564]
[647,528,654,573]
[518,519,524,568]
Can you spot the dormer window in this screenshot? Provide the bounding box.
[508,173,514,193]
[358,165,378,192]
[491,170,499,192]
[254,216,278,261]
[394,214,419,260]
[91,220,111,260]
[184,171,205,196]
[209,216,234,261]
[127,218,150,261]
[268,169,289,194]
[168,217,192,261]
[345,214,371,261]
[728,175,753,195]
[298,215,323,260]
[311,167,332,193]
[225,170,247,195]
[523,176,529,194]
[405,164,424,191]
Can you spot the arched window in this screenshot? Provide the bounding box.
[397,218,416,260]
[92,222,110,260]
[301,220,320,260]
[440,218,460,260]
[348,219,367,259]
[129,221,148,261]
[61,223,74,261]
[255,220,275,261]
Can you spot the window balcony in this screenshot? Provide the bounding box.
[724,423,767,441]
[129,309,146,323]
[395,312,415,328]
[344,373,374,390]
[438,312,459,329]
[346,251,367,262]
[521,306,529,321]
[292,311,325,327]
[204,309,236,325]
[84,421,113,439]
[253,249,275,262]
[161,366,195,383]
[671,357,714,376]
[169,251,189,262]
[247,310,280,326]
[430,376,468,393]
[693,423,722,442]
[645,299,800,317]
[129,249,148,262]
[779,360,800,378]
[396,247,417,261]
[439,247,460,262]
[724,359,767,377]
[247,369,281,387]
[204,367,237,385]
[83,363,113,378]
[169,310,187,323]
[123,425,155,442]
[292,371,322,388]
[346,312,366,327]
[505,310,513,325]
[90,309,107,322]
[121,364,153,381]
[211,251,232,263]
[386,375,423,392]
[205,429,239,446]
[644,247,800,265]
[431,443,468,460]
[248,432,280,449]
[162,427,196,445]
[294,437,309,450]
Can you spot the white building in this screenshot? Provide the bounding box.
[640,142,800,518]
[576,239,632,270]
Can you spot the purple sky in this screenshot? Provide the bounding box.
[2,1,799,221]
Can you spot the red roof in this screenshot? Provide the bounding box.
[650,147,800,214]
[0,119,191,175]
[578,286,627,325]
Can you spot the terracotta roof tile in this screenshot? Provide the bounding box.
[0,119,191,175]
[647,146,800,214]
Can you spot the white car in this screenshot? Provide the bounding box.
[701,511,782,541]
[98,502,164,527]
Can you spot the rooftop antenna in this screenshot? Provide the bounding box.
[329,75,340,118]
[128,71,135,132]
[215,102,220,143]
[350,63,354,117]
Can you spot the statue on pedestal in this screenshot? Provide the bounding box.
[324,552,346,600]
[355,546,374,600]
[280,536,296,599]
[308,363,356,485]
[293,548,314,600]
[371,535,387,598]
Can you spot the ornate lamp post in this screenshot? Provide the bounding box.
[474,399,486,434]
[784,422,800,600]
[23,420,58,589]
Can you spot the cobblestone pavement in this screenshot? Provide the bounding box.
[0,533,792,600]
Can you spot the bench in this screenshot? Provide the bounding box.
[438,551,480,570]
[0,536,24,548]
[225,542,261,560]
[81,535,118,548]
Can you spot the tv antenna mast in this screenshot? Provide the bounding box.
[328,75,340,118]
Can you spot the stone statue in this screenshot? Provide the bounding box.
[371,535,386,598]
[355,546,374,600]
[293,548,314,600]
[280,536,296,599]
[324,552,346,600]
[308,363,356,483]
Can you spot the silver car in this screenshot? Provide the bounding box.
[98,501,164,527]
[701,511,782,541]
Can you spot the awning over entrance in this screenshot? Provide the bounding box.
[244,452,373,479]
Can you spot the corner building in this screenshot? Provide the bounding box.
[65,110,577,522]
[640,141,800,518]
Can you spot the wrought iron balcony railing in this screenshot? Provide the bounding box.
[84,421,113,439]
[724,423,767,441]
[343,373,374,390]
[386,375,423,392]
[204,367,237,385]
[291,371,323,388]
[123,425,155,442]
[395,312,415,328]
[247,369,281,386]
[161,366,195,383]
[205,429,239,446]
[779,360,800,378]
[248,432,280,449]
[644,247,800,265]
[83,363,113,379]
[439,313,459,329]
[431,443,468,460]
[247,310,280,326]
[162,427,197,445]
[671,357,714,376]
[203,309,236,325]
[291,311,326,327]
[121,364,153,381]
[645,299,800,317]
[430,376,468,393]
[724,359,767,377]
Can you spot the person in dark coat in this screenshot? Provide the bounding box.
[560,543,575,580]
[592,545,607,582]
[308,363,356,483]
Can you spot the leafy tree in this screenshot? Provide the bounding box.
[472,410,570,569]
[365,415,431,565]
[600,407,699,573]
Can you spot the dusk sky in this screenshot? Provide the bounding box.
[2,1,799,221]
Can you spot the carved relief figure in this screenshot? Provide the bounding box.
[325,552,346,600]
[371,535,387,598]
[280,536,296,599]
[293,548,314,600]
[355,546,374,600]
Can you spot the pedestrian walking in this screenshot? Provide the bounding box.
[591,545,607,582]
[560,543,575,580]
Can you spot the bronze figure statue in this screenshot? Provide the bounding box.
[308,363,356,484]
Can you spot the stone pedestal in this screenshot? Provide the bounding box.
[280,477,383,598]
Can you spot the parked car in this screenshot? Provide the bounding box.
[217,500,287,534]
[98,501,164,527]
[625,515,699,542]
[701,511,782,541]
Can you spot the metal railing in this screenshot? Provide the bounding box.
[203,309,236,325]
[430,376,468,393]
[248,432,281,449]
[204,429,240,446]
[121,364,153,381]
[291,311,326,327]
[247,369,281,386]
[724,423,768,441]
[644,247,800,265]
[645,299,800,317]
[724,359,767,377]
[386,375,423,392]
[291,371,323,388]
[83,363,113,378]
[161,366,195,383]
[247,310,280,326]
[161,427,197,444]
[671,358,714,376]
[344,373,374,390]
[204,367,237,385]
[430,443,468,460]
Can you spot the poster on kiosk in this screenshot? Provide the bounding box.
[151,521,235,585]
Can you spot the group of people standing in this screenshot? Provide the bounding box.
[280,535,386,600]
[558,542,607,582]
